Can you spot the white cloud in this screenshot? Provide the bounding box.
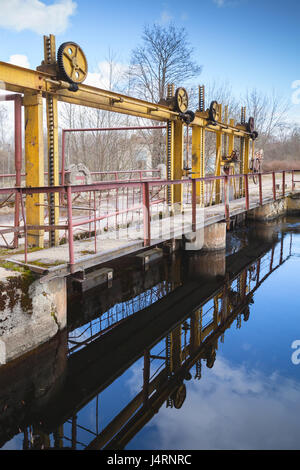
[0,0,76,35]
[8,54,30,69]
[85,61,128,91]
[134,356,300,449]
[159,10,173,25]
[213,0,225,6]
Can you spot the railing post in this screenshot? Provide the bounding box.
[14,95,22,249]
[244,174,249,211]
[282,171,285,197]
[67,185,75,273]
[272,172,276,201]
[258,173,263,205]
[192,178,196,231]
[224,176,230,228]
[142,182,151,246]
[19,189,27,264]
[94,190,97,254]
[292,170,295,191]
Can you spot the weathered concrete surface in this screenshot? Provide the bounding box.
[185,222,226,252]
[0,269,66,364]
[247,198,287,221]
[287,193,300,214]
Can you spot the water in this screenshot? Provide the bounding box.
[1,218,300,450]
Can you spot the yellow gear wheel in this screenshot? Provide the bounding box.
[174,87,189,113]
[57,42,88,84]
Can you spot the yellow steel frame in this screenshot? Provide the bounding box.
[0,35,253,247]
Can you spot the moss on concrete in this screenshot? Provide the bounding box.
[0,263,36,314]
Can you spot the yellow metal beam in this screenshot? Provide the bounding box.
[0,60,252,137]
[24,92,44,247]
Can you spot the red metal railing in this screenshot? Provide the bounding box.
[0,169,298,271]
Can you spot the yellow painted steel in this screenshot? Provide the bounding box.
[0,37,257,250]
[192,126,205,204]
[215,131,222,204]
[172,120,184,207]
[24,92,45,247]
[228,118,235,155]
[170,325,182,373]
[58,42,88,84]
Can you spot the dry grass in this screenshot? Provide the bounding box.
[263,159,300,171]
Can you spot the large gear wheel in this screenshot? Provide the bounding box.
[57,42,88,84]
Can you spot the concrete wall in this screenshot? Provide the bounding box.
[0,267,66,364]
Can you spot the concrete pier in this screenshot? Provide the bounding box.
[184,222,226,252]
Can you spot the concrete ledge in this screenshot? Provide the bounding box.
[135,248,164,266]
[72,267,114,292]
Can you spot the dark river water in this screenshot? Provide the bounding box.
[1,217,300,450]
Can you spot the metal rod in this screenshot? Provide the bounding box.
[67,185,75,272]
[142,182,151,246]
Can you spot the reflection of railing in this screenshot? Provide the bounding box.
[68,281,174,355]
[0,170,298,266]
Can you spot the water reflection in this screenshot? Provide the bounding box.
[0,220,299,450]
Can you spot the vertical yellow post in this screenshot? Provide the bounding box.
[172,120,184,208]
[228,119,235,155]
[215,131,222,204]
[24,92,44,247]
[170,325,182,373]
[244,136,250,174]
[190,309,201,353]
[46,94,60,245]
[44,34,59,246]
[192,125,205,204]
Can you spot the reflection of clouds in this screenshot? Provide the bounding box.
[125,359,144,396]
[135,356,300,449]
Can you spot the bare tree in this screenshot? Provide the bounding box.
[129,23,202,103]
[243,88,290,146]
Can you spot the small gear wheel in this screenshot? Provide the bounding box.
[171,384,187,409]
[247,116,255,133]
[57,42,88,84]
[209,100,219,122]
[174,87,189,113]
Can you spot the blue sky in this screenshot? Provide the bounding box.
[0,0,300,122]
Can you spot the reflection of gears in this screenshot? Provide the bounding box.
[171,384,187,409]
[206,350,216,369]
[174,87,189,113]
[185,371,192,381]
[243,306,250,322]
[57,42,88,84]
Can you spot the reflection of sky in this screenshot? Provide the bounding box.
[126,230,300,450]
[127,356,300,450]
[2,226,300,450]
